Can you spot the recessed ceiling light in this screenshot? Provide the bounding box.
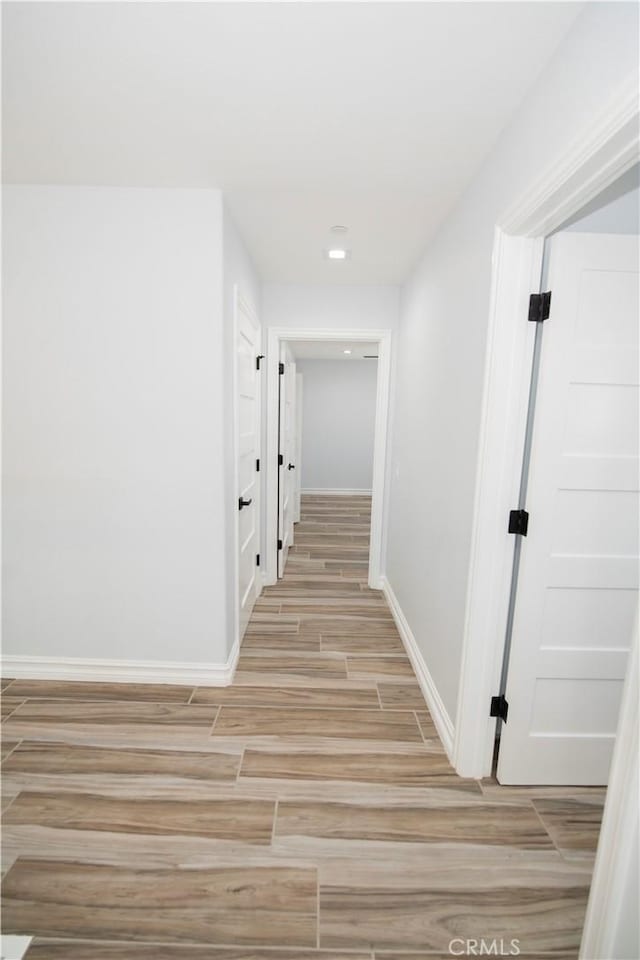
[327,248,347,260]
[330,225,348,234]
[343,349,352,355]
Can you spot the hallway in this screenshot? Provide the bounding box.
[1,496,604,958]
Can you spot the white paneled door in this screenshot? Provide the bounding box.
[277,354,297,578]
[498,233,639,785]
[235,293,261,643]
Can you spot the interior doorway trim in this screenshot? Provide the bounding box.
[265,327,392,589]
[455,71,639,781]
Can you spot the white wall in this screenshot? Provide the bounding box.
[386,3,640,721]
[296,360,377,491]
[262,284,400,332]
[223,203,262,655]
[2,186,228,667]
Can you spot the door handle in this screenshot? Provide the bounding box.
[287,463,295,470]
[238,497,252,511]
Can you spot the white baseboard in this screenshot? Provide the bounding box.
[301,488,372,496]
[1,645,239,688]
[381,576,455,761]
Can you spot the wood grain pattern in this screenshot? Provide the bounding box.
[532,799,604,853]
[235,657,348,681]
[2,741,240,781]
[0,496,597,956]
[240,748,479,790]
[346,657,414,679]
[213,707,423,743]
[25,944,370,960]
[377,683,425,710]
[4,681,193,703]
[2,859,317,946]
[320,882,589,953]
[276,799,555,849]
[4,792,276,843]
[320,635,405,654]
[2,698,26,720]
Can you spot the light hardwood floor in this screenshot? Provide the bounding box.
[1,495,605,958]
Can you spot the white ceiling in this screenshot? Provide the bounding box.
[288,341,379,361]
[2,2,582,284]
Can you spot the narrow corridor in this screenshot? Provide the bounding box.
[1,496,604,957]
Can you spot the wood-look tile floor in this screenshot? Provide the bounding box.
[1,495,605,959]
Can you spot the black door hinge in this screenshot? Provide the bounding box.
[508,509,529,536]
[256,553,260,566]
[256,354,265,370]
[278,362,285,375]
[278,454,284,466]
[490,694,509,723]
[528,291,551,323]
[256,458,260,472]
[277,539,283,550]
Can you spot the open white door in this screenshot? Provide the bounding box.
[498,233,639,784]
[234,292,261,643]
[277,353,297,578]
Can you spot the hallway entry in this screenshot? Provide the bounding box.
[266,328,393,590]
[1,494,604,957]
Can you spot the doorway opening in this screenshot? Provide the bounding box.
[276,339,379,583]
[265,328,392,589]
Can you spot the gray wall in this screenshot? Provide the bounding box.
[560,163,640,234]
[2,186,227,666]
[297,360,378,491]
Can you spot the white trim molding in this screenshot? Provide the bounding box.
[301,488,372,496]
[580,622,639,960]
[2,644,239,687]
[266,327,392,591]
[456,69,640,781]
[501,74,639,238]
[381,576,455,761]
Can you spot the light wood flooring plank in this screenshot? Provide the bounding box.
[235,656,348,682]
[2,859,318,947]
[298,620,400,637]
[1,739,21,761]
[4,681,194,703]
[4,792,276,843]
[25,943,371,960]
[532,799,604,854]
[276,799,555,849]
[240,749,480,791]
[213,707,422,743]
[2,698,26,720]
[377,683,426,710]
[320,881,588,954]
[241,635,321,652]
[2,741,241,781]
[192,685,381,710]
[321,636,405,655]
[347,658,414,680]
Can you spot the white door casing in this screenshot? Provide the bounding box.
[234,289,262,645]
[265,328,392,589]
[497,233,639,785]
[294,372,303,523]
[277,351,297,578]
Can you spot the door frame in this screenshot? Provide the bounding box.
[232,285,262,655]
[265,327,393,588]
[454,72,639,781]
